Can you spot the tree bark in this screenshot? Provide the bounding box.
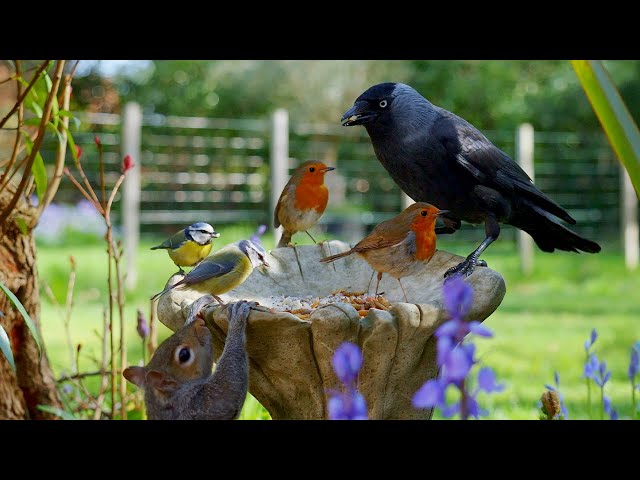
[0,183,61,419]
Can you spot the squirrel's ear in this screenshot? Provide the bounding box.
[146,370,178,394]
[123,366,146,387]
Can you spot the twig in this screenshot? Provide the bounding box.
[0,60,65,232]
[148,298,157,356]
[64,257,77,373]
[63,168,104,215]
[92,308,109,420]
[0,60,50,130]
[115,242,127,420]
[0,61,23,185]
[35,75,71,219]
[105,175,126,217]
[72,157,102,209]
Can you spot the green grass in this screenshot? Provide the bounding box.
[36,228,639,420]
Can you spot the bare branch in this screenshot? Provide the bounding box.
[0,60,50,130]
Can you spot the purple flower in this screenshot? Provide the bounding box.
[62,384,73,395]
[629,345,639,380]
[328,391,368,420]
[477,367,505,393]
[412,379,446,409]
[136,309,149,339]
[442,275,473,320]
[584,328,598,352]
[328,342,368,420]
[250,224,268,245]
[584,353,599,380]
[603,396,618,420]
[594,360,611,388]
[469,321,493,338]
[441,395,487,420]
[332,342,362,386]
[443,344,474,382]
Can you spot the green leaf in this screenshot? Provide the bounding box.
[0,323,16,371]
[571,60,640,195]
[15,217,28,235]
[46,122,64,144]
[0,281,41,353]
[23,117,43,127]
[36,405,77,420]
[61,124,79,163]
[57,110,75,119]
[32,153,48,202]
[28,98,43,119]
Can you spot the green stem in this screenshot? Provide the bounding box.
[632,379,637,419]
[586,377,592,419]
[600,386,605,420]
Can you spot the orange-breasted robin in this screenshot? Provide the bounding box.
[274,160,335,248]
[320,202,447,302]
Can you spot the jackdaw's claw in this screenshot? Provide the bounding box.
[444,257,479,279]
[477,259,488,268]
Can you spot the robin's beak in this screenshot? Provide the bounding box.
[341,100,376,126]
[321,167,336,173]
[436,210,450,216]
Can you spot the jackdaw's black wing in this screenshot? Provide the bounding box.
[434,109,576,224]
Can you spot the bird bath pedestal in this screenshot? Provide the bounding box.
[156,240,506,420]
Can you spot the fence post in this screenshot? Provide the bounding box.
[122,102,142,290]
[516,123,535,275]
[270,109,289,246]
[621,166,639,270]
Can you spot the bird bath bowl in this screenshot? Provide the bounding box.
[156,240,506,420]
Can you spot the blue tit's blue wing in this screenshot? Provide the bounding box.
[182,258,235,286]
[150,229,188,250]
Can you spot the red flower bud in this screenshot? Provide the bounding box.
[123,154,134,173]
[94,135,101,147]
[75,145,82,160]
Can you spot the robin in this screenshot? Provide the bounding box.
[150,222,220,273]
[274,160,335,248]
[151,239,269,304]
[320,203,446,302]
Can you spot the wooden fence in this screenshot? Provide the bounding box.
[41,105,638,288]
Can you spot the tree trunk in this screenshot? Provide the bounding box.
[0,184,61,419]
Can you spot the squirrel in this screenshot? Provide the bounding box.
[123,297,255,420]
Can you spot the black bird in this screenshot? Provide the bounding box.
[341,82,601,278]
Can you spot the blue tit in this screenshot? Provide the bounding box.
[151,239,270,304]
[151,222,220,272]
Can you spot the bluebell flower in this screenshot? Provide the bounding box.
[332,341,362,386]
[629,345,639,380]
[477,367,505,393]
[62,384,73,395]
[328,391,368,420]
[442,275,473,320]
[250,224,268,245]
[584,328,597,352]
[603,396,618,420]
[584,353,599,380]
[328,342,368,420]
[594,360,612,388]
[412,379,446,409]
[440,395,487,419]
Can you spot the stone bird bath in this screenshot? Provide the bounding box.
[155,240,506,420]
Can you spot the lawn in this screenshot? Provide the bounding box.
[36,226,639,420]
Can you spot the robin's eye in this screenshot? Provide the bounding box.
[175,346,194,366]
[421,210,427,217]
[379,100,388,108]
[309,167,316,172]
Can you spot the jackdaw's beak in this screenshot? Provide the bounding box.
[341,100,375,126]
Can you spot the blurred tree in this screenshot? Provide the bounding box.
[97,60,639,132]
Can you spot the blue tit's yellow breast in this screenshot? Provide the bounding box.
[168,240,213,267]
[192,251,254,296]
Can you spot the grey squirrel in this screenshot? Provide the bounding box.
[123,298,254,420]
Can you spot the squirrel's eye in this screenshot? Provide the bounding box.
[379,100,388,108]
[421,210,427,217]
[309,167,316,172]
[175,346,194,366]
